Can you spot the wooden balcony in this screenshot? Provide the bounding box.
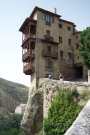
[19,18,37,32]
[23,63,34,75]
[22,50,35,62]
[22,37,36,49]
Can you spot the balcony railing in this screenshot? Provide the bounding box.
[22,34,36,44]
[23,63,34,75]
[22,34,30,43]
[44,35,54,41]
[22,50,35,62]
[42,50,58,59]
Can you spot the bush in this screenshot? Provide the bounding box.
[0,114,23,135]
[44,89,81,135]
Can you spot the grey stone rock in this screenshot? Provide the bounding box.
[21,91,43,135]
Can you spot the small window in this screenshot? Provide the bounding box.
[60,51,64,60]
[76,43,79,49]
[68,38,71,45]
[43,14,53,25]
[47,46,51,53]
[67,26,71,31]
[59,24,62,28]
[59,36,63,43]
[77,56,79,59]
[76,35,78,39]
[46,30,50,36]
[68,52,72,59]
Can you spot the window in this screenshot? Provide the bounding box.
[47,46,51,53]
[76,43,79,49]
[76,35,78,39]
[77,56,79,60]
[68,38,71,45]
[67,26,71,31]
[59,36,63,43]
[60,51,64,60]
[46,30,50,36]
[68,52,72,60]
[59,24,62,28]
[43,14,53,25]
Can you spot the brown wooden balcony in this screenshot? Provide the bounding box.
[23,63,34,75]
[22,34,36,46]
[19,18,37,32]
[22,37,36,49]
[22,50,35,62]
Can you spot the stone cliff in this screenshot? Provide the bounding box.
[21,78,90,135]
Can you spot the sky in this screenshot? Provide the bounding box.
[0,0,90,86]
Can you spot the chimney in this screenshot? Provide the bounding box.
[54,8,57,14]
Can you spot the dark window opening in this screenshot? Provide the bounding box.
[75,66,83,79]
[47,46,51,53]
[68,38,71,45]
[60,51,64,60]
[67,26,71,31]
[76,43,79,49]
[59,36,63,43]
[68,52,72,60]
[46,30,50,36]
[59,24,62,28]
[76,35,78,39]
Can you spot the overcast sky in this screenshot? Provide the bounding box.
[0,0,90,86]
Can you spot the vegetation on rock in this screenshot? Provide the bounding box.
[44,88,81,135]
[0,78,28,135]
[0,78,28,113]
[0,114,24,135]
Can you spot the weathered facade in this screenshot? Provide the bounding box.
[19,7,88,87]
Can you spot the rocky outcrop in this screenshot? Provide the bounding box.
[21,78,90,135]
[65,100,90,135]
[21,88,43,135]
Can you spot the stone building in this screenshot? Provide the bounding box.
[19,7,88,87]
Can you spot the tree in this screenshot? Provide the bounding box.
[80,27,90,68]
[80,27,90,82]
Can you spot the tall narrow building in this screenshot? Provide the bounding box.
[19,7,88,87]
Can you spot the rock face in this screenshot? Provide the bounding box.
[21,88,43,135]
[21,78,90,135]
[65,100,90,135]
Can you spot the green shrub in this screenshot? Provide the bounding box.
[44,89,81,135]
[0,114,23,135]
